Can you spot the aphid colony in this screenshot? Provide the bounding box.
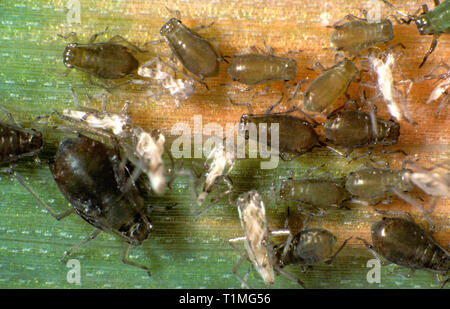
[1,1,449,288]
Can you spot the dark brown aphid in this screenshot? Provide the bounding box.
[0,109,42,164]
[358,216,449,285]
[330,18,394,55]
[280,178,350,215]
[228,53,297,86]
[49,135,153,275]
[160,18,221,79]
[303,59,358,113]
[61,29,141,87]
[324,109,400,155]
[239,113,321,160]
[274,228,352,271]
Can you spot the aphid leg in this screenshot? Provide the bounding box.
[57,31,78,42]
[389,187,435,230]
[88,27,109,44]
[279,152,300,162]
[324,236,353,265]
[262,39,274,55]
[322,142,353,158]
[205,36,228,63]
[437,274,449,289]
[61,229,102,261]
[8,169,75,220]
[228,96,254,114]
[251,85,271,107]
[274,265,306,288]
[356,237,391,266]
[265,93,284,114]
[108,35,148,53]
[229,236,252,289]
[307,62,327,72]
[192,21,215,33]
[122,243,152,277]
[164,6,182,20]
[286,78,308,103]
[235,45,261,56]
[390,267,415,279]
[419,33,441,68]
[374,209,415,222]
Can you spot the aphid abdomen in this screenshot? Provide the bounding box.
[324,110,372,147]
[280,179,349,208]
[304,59,358,113]
[0,123,42,163]
[331,20,393,54]
[228,54,297,85]
[372,218,450,272]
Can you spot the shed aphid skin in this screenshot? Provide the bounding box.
[302,58,359,113]
[329,13,394,55]
[363,49,414,123]
[228,191,304,288]
[381,0,450,68]
[136,57,195,107]
[129,128,167,195]
[195,144,235,215]
[44,135,153,276]
[357,216,449,287]
[59,28,144,89]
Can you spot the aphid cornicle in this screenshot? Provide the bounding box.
[358,216,449,285]
[382,0,450,67]
[160,18,221,79]
[330,19,394,55]
[324,109,400,155]
[61,28,141,87]
[49,135,153,275]
[227,53,297,86]
[345,163,414,205]
[303,58,358,113]
[280,178,351,215]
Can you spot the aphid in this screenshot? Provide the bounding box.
[324,109,400,156]
[358,216,449,286]
[227,47,297,86]
[302,58,358,113]
[0,108,43,164]
[345,162,414,206]
[234,94,322,161]
[330,16,394,55]
[382,0,450,67]
[47,135,153,275]
[280,177,351,216]
[228,191,304,288]
[60,28,142,88]
[194,144,235,216]
[136,57,195,107]
[274,224,352,273]
[158,17,222,83]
